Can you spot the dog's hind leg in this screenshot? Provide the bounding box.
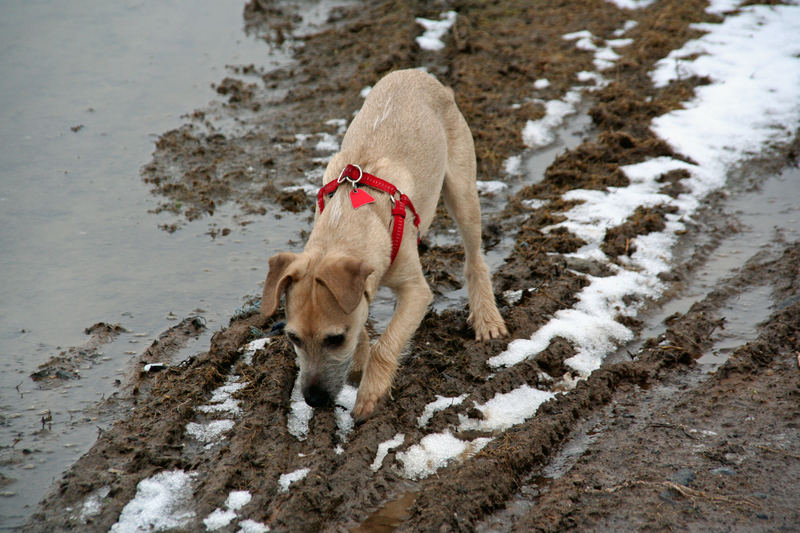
[442,113,508,341]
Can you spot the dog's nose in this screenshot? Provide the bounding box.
[303,383,331,408]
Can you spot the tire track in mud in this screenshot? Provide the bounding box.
[25,0,800,531]
[494,240,800,532]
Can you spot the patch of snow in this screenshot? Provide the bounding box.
[533,78,551,89]
[334,384,358,443]
[613,20,639,36]
[282,183,318,196]
[489,268,657,374]
[209,381,246,402]
[458,385,555,432]
[325,118,348,133]
[185,420,235,444]
[605,0,657,10]
[476,180,508,194]
[225,490,252,511]
[397,431,492,480]
[651,4,800,178]
[287,374,313,441]
[504,155,521,175]
[415,11,457,51]
[562,29,593,42]
[198,381,246,416]
[110,470,197,533]
[237,519,270,533]
[78,485,110,521]
[522,90,581,148]
[197,397,241,416]
[242,337,271,365]
[563,29,630,70]
[417,394,468,427]
[315,132,339,152]
[203,508,237,531]
[370,433,405,471]
[278,468,310,493]
[521,198,546,210]
[555,182,672,244]
[503,289,524,305]
[202,489,253,530]
[706,0,741,16]
[576,70,605,86]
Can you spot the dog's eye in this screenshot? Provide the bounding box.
[323,334,345,349]
[286,332,302,347]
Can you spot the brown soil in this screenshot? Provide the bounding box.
[25,1,800,532]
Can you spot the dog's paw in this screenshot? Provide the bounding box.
[473,313,508,341]
[352,393,379,424]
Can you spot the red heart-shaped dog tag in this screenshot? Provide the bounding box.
[350,188,375,209]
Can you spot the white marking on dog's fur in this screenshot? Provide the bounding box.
[373,97,393,132]
[323,189,346,226]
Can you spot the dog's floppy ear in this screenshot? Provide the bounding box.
[261,252,304,318]
[315,256,374,314]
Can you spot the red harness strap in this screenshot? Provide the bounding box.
[316,164,421,264]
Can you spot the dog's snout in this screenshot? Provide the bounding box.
[303,382,332,408]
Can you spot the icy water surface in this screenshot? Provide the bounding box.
[0,1,294,527]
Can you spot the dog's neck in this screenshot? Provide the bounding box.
[305,186,394,294]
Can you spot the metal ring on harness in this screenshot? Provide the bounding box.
[337,163,363,185]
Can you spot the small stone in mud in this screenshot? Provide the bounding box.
[670,468,695,487]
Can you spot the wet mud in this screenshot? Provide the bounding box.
[24,0,800,531]
[30,323,128,384]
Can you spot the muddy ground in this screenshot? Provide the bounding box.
[25,0,799,531]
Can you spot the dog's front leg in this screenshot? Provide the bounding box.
[347,327,371,386]
[353,276,432,422]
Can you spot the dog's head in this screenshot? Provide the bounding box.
[261,252,373,408]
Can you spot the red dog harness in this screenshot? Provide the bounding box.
[317,164,421,264]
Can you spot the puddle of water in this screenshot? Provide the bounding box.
[351,491,418,533]
[698,283,772,371]
[541,427,600,479]
[607,165,800,365]
[0,0,299,527]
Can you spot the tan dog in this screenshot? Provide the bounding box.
[261,69,507,422]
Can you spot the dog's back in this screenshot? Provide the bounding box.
[324,69,470,236]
